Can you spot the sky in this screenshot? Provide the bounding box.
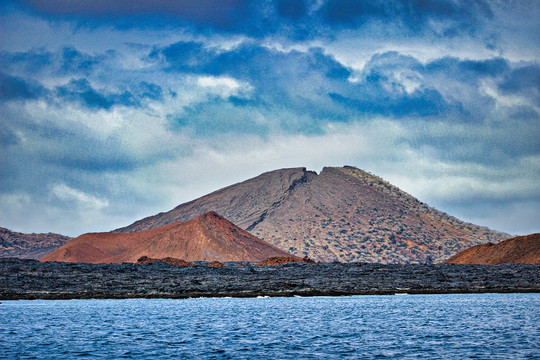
[0,0,539,237]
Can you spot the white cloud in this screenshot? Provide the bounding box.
[52,184,108,209]
[196,75,252,98]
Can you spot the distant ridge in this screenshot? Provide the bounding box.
[0,228,71,260]
[444,233,540,264]
[42,212,294,263]
[114,166,510,263]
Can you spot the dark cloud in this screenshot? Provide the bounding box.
[329,87,453,118]
[6,0,494,39]
[499,65,540,105]
[2,47,111,77]
[54,79,163,109]
[10,0,255,31]
[136,81,163,101]
[274,0,309,20]
[1,49,52,74]
[56,79,115,109]
[2,45,166,109]
[405,0,493,34]
[424,57,510,82]
[329,52,465,118]
[149,41,215,72]
[319,0,493,36]
[2,45,163,110]
[155,42,354,126]
[59,47,104,75]
[14,0,246,22]
[0,73,43,101]
[321,0,388,25]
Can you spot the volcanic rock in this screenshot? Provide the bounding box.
[3,258,540,299]
[0,227,71,260]
[256,256,314,266]
[208,261,225,267]
[137,256,196,267]
[444,233,540,264]
[114,166,509,263]
[41,212,293,264]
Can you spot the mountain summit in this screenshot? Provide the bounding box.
[115,166,509,263]
[42,211,294,263]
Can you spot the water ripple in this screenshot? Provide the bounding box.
[0,294,538,359]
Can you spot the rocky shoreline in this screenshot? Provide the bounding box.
[1,258,539,300]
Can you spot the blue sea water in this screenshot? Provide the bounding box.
[0,294,538,359]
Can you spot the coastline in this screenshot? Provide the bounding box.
[1,258,539,300]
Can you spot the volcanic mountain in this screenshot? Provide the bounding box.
[444,233,540,264]
[41,212,294,264]
[0,227,71,260]
[115,166,509,263]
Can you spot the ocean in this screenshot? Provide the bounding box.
[1,294,538,359]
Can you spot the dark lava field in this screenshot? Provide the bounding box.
[1,258,539,300]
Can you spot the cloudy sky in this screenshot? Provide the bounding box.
[1,0,539,237]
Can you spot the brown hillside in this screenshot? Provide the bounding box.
[114,166,510,263]
[41,212,294,264]
[444,233,540,264]
[0,228,71,260]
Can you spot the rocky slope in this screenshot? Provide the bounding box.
[0,227,71,260]
[115,166,509,263]
[42,212,294,264]
[445,233,540,264]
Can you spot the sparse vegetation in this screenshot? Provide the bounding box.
[109,166,509,264]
